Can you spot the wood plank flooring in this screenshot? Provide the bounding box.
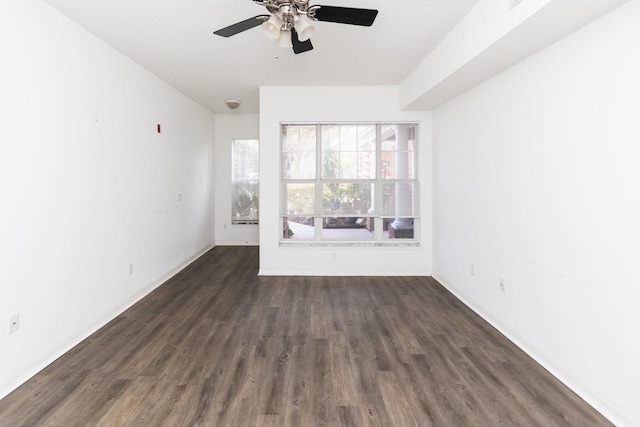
[0,246,612,426]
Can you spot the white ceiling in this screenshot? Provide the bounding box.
[42,0,480,113]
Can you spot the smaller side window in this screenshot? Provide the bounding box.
[231,139,259,225]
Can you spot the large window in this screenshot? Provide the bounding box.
[232,139,259,225]
[281,123,418,244]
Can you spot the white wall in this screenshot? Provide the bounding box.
[0,0,215,398]
[401,0,553,109]
[400,0,628,111]
[432,2,640,425]
[259,86,432,276]
[214,114,260,246]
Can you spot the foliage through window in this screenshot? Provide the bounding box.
[281,123,418,243]
[232,139,259,225]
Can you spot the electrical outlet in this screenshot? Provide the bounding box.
[331,252,337,261]
[128,262,134,275]
[9,313,19,335]
[500,277,506,293]
[470,263,476,277]
[177,192,182,202]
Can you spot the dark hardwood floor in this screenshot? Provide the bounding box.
[0,246,611,426]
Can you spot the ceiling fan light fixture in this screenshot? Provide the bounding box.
[262,15,282,39]
[293,16,315,42]
[277,29,293,48]
[214,2,379,55]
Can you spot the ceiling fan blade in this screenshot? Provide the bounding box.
[312,6,378,26]
[292,29,313,54]
[214,15,270,37]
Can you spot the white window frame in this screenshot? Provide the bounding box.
[231,138,259,225]
[280,122,419,246]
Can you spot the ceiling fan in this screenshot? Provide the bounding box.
[214,0,379,54]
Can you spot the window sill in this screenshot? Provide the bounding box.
[279,241,420,248]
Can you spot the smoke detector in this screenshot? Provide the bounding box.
[225,99,242,110]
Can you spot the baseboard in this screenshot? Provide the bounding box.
[0,242,215,401]
[258,269,430,277]
[432,272,627,427]
[214,240,259,246]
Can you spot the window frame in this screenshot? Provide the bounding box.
[280,122,419,246]
[231,138,259,226]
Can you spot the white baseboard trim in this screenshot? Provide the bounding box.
[214,240,259,246]
[432,272,626,427]
[257,269,430,277]
[0,243,215,401]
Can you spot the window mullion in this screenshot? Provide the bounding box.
[374,124,384,239]
[375,124,383,219]
[314,124,322,240]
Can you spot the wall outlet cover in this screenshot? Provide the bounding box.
[9,313,19,334]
